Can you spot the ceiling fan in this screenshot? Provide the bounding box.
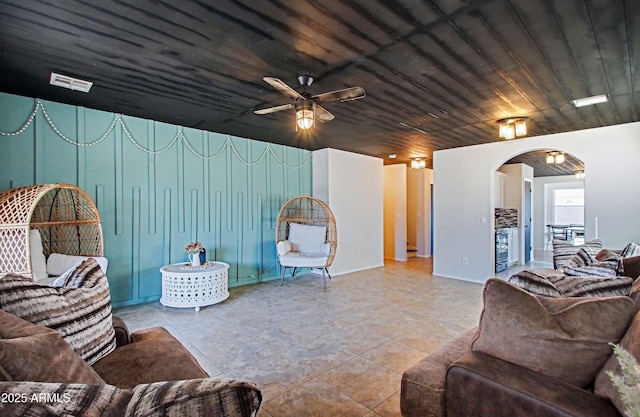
[254,75,365,130]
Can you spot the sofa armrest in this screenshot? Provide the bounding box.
[112,315,131,347]
[446,352,621,417]
[277,240,291,256]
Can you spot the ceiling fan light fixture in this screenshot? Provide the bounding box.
[295,100,315,131]
[572,94,608,107]
[497,117,527,140]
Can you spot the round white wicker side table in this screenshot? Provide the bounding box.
[160,262,229,311]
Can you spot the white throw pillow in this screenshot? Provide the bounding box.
[46,253,108,276]
[29,229,48,281]
[288,223,327,254]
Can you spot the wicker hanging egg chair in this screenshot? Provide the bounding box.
[275,196,337,288]
[0,183,103,279]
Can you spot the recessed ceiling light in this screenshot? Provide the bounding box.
[389,154,397,159]
[572,94,607,107]
[49,72,93,93]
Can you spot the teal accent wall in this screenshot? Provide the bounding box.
[0,93,312,306]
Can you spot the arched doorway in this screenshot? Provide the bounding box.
[495,149,585,272]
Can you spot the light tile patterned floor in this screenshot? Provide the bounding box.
[114,257,491,417]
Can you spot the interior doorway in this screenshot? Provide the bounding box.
[524,180,532,263]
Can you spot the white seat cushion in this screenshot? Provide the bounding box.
[279,252,329,268]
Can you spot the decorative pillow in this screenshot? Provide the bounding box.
[126,379,262,417]
[596,249,623,263]
[0,310,104,384]
[46,252,108,276]
[507,269,563,297]
[0,381,131,416]
[563,259,621,277]
[0,378,261,417]
[0,259,116,365]
[472,279,635,387]
[552,275,633,298]
[594,312,640,415]
[621,242,640,258]
[552,239,602,269]
[288,223,327,254]
[566,247,596,268]
[29,229,48,281]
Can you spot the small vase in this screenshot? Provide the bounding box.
[188,253,201,267]
[199,248,206,264]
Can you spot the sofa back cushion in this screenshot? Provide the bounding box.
[552,239,602,269]
[0,259,116,365]
[0,309,104,384]
[472,279,635,387]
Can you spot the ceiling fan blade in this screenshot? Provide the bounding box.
[315,104,335,122]
[313,86,365,104]
[254,103,294,115]
[263,77,304,99]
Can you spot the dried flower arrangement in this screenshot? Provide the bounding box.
[184,241,204,255]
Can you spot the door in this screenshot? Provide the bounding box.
[524,180,532,263]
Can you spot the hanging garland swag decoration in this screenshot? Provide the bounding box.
[0,99,311,169]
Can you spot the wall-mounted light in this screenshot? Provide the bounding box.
[410,158,426,169]
[575,171,585,179]
[497,117,527,140]
[546,151,565,164]
[295,99,315,131]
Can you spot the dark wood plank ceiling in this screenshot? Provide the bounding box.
[0,0,637,176]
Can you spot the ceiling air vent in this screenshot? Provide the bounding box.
[49,72,93,93]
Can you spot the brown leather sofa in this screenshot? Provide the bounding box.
[0,309,262,416]
[401,275,640,417]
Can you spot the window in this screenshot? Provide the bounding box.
[554,188,584,224]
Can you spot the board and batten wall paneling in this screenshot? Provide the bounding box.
[0,93,312,307]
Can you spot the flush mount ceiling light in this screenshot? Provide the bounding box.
[410,158,426,169]
[572,94,608,107]
[546,151,565,164]
[49,72,93,93]
[497,117,527,140]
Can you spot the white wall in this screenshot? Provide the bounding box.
[434,122,640,283]
[532,176,584,250]
[383,164,407,261]
[313,148,384,275]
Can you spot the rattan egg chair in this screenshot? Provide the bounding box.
[275,196,337,288]
[0,183,103,279]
